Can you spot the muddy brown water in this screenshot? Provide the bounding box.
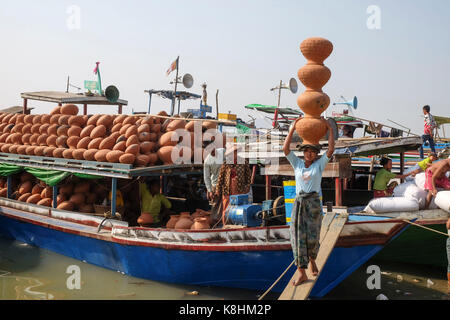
[0,238,448,300]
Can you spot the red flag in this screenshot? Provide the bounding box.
[166,57,178,76]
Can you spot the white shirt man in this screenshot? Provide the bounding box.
[203,148,225,200]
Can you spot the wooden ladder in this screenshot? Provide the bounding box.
[278,211,348,300]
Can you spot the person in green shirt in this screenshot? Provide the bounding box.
[373,157,417,198]
[137,179,172,227]
[417,153,438,172]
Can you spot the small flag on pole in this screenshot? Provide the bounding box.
[93,62,100,75]
[166,57,179,76]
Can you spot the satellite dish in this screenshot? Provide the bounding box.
[289,78,298,94]
[182,74,194,89]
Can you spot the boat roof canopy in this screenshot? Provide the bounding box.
[435,115,450,126]
[144,90,201,101]
[0,106,34,113]
[245,104,303,116]
[20,91,128,106]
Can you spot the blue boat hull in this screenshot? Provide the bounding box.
[0,213,396,298]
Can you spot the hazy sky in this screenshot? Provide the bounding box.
[0,0,449,135]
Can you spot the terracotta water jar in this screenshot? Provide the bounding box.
[296,91,330,118]
[137,212,154,226]
[300,37,334,65]
[191,217,210,230]
[166,215,180,229]
[297,64,331,91]
[174,212,193,230]
[295,117,328,146]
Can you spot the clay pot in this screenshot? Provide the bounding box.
[174,212,193,230]
[158,131,179,147]
[166,215,180,229]
[137,212,154,226]
[300,37,333,65]
[202,121,218,130]
[297,64,331,91]
[297,91,330,117]
[157,146,174,164]
[295,117,328,145]
[191,217,210,230]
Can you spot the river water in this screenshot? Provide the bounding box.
[0,237,448,300]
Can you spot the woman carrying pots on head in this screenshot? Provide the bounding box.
[283,117,335,286]
[373,157,417,198]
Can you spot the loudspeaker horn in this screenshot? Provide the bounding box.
[289,78,298,94]
[105,85,120,103]
[333,96,358,110]
[182,73,194,89]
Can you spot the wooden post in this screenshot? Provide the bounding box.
[216,90,219,120]
[171,57,180,116]
[148,92,153,114]
[368,157,375,191]
[400,152,405,183]
[111,178,117,218]
[83,104,87,115]
[23,98,28,115]
[266,176,271,201]
[273,80,282,128]
[6,176,12,199]
[335,178,342,206]
[52,186,58,208]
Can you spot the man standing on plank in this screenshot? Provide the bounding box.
[283,117,335,286]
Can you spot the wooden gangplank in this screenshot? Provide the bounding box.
[278,212,348,300]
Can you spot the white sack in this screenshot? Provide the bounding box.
[364,197,420,214]
[435,191,450,213]
[414,172,427,190]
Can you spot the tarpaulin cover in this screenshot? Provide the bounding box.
[0,164,101,186]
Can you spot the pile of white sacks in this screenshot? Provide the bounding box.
[365,172,450,214]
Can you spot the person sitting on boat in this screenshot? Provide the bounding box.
[283,117,335,286]
[424,158,450,209]
[215,144,252,226]
[373,158,417,198]
[340,125,354,138]
[137,179,172,228]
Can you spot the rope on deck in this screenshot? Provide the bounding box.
[403,219,449,237]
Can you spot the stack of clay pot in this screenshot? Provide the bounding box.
[0,171,106,214]
[0,108,220,167]
[15,173,54,207]
[174,212,194,230]
[295,37,333,145]
[55,179,105,213]
[157,113,187,165]
[157,114,219,165]
[165,209,212,230]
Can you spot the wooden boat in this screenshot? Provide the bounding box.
[0,91,426,298]
[0,184,412,297]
